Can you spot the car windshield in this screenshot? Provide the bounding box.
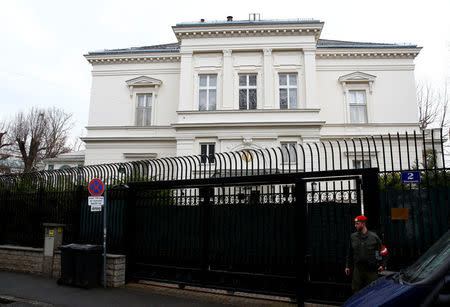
[402,230,450,284]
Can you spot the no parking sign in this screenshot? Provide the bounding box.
[89,178,104,196]
[88,178,108,288]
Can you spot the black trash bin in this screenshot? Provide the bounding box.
[58,244,103,288]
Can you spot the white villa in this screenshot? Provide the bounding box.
[82,15,421,166]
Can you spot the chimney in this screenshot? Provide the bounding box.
[227,16,233,22]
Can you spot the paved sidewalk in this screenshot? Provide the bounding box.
[0,271,300,307]
[0,271,228,307]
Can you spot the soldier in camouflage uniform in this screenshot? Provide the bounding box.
[345,215,388,293]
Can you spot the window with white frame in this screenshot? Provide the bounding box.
[199,75,217,111]
[200,144,215,163]
[281,142,297,163]
[239,74,257,110]
[136,93,152,126]
[352,160,371,169]
[279,74,298,109]
[348,90,367,123]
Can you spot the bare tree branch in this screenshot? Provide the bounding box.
[9,107,74,172]
[0,121,12,150]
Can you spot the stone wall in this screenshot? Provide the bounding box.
[103,254,126,287]
[0,245,125,287]
[0,245,44,275]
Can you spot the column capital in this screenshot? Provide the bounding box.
[303,47,316,54]
[263,48,272,56]
[222,49,232,56]
[180,50,193,57]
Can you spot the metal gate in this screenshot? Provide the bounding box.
[124,169,377,304]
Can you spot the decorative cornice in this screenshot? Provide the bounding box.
[339,71,376,93]
[126,76,162,87]
[85,53,181,65]
[316,48,421,59]
[81,136,176,142]
[123,152,158,159]
[339,71,376,82]
[86,125,173,130]
[172,121,326,129]
[324,123,419,127]
[177,108,321,115]
[126,76,162,97]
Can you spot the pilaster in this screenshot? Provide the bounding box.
[178,51,194,111]
[222,49,233,109]
[263,48,273,109]
[303,48,318,109]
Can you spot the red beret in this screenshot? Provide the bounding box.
[354,215,367,222]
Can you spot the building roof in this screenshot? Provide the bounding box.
[43,150,85,164]
[88,39,417,56]
[317,39,417,48]
[88,43,180,55]
[175,18,321,26]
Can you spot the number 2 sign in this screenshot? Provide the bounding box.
[401,171,421,184]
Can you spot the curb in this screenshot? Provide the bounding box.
[0,295,54,306]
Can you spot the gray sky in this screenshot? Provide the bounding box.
[0,0,449,146]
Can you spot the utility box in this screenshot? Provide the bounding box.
[43,223,65,257]
[42,223,65,277]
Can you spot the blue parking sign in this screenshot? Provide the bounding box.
[401,171,420,184]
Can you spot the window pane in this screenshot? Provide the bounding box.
[201,144,207,156]
[145,94,152,107]
[137,95,145,107]
[350,105,367,123]
[279,74,287,86]
[350,106,358,123]
[136,109,143,126]
[281,143,289,161]
[249,89,257,109]
[289,88,298,109]
[280,89,288,109]
[356,91,366,104]
[348,91,356,104]
[144,107,152,126]
[201,144,207,163]
[199,90,207,110]
[239,75,247,86]
[209,89,216,110]
[199,75,207,87]
[289,144,297,162]
[357,106,367,123]
[249,75,257,86]
[209,144,215,162]
[239,89,247,109]
[209,75,217,87]
[289,74,297,86]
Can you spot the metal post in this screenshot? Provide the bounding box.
[103,186,107,288]
[295,179,307,307]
